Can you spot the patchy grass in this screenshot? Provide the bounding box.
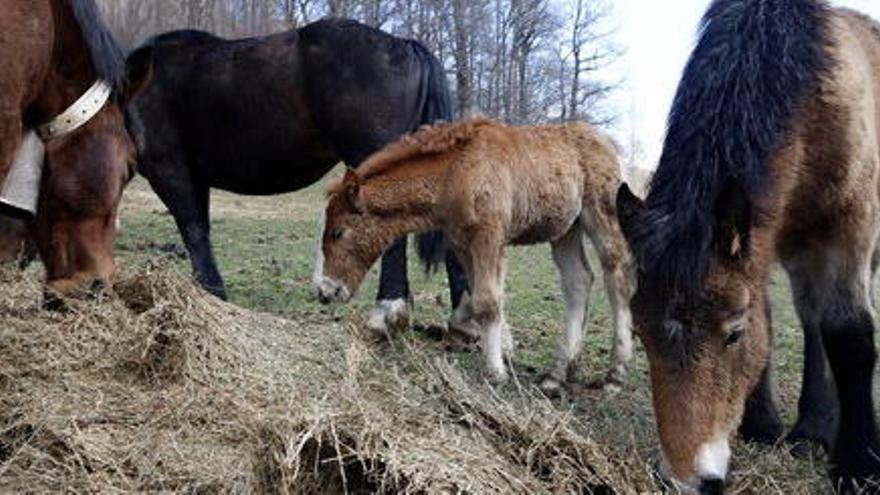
[109,171,870,493]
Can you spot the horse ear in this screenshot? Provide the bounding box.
[342,168,362,211]
[714,180,751,260]
[616,183,646,248]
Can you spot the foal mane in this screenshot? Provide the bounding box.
[633,0,830,296]
[329,119,497,195]
[65,0,126,93]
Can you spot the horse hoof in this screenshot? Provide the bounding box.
[366,299,411,338]
[447,318,480,342]
[485,367,509,385]
[539,375,566,398]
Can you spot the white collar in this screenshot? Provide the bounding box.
[36,80,112,140]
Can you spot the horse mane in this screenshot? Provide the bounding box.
[65,0,126,94]
[328,119,497,195]
[633,0,830,296]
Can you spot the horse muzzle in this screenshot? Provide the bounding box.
[313,276,351,304]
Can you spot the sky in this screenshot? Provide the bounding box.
[609,0,880,170]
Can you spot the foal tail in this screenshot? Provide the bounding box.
[412,41,455,272]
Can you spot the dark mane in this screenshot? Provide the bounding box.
[634,0,830,296]
[65,0,126,93]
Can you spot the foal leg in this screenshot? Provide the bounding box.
[540,226,594,396]
[581,210,634,387]
[468,237,508,383]
[447,249,481,345]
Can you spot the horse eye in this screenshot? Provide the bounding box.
[724,326,744,347]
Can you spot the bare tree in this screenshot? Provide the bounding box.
[97,0,622,126]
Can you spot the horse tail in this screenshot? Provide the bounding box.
[412,41,454,273]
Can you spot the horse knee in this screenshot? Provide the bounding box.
[471,294,500,325]
[821,308,876,376]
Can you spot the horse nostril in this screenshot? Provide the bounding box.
[699,477,724,495]
[318,292,331,305]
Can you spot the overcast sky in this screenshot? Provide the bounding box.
[610,0,880,169]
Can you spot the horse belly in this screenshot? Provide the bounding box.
[509,188,582,245]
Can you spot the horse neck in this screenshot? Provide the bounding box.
[361,170,443,237]
[32,0,100,122]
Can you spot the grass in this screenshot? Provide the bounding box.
[111,171,868,493]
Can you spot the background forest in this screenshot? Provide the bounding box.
[96,0,624,133]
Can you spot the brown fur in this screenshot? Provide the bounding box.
[619,7,880,488]
[318,118,634,385]
[0,217,36,266]
[0,0,147,298]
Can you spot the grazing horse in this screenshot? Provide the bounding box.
[124,19,467,334]
[313,119,634,389]
[0,0,147,297]
[617,0,880,492]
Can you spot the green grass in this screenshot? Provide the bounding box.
[113,174,865,493]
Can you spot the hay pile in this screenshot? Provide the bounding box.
[0,265,654,493]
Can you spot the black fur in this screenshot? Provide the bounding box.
[126,19,466,305]
[630,0,829,297]
[821,308,880,489]
[411,38,455,272]
[65,0,126,93]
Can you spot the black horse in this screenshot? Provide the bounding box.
[125,19,467,330]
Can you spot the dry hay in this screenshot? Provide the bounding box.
[0,264,655,493]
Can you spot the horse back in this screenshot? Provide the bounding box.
[130,29,337,194]
[130,20,441,195]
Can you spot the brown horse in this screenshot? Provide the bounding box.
[617,0,880,492]
[0,0,149,298]
[313,119,634,388]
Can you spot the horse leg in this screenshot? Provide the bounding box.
[738,293,784,444]
[540,225,594,397]
[144,166,226,299]
[468,235,508,383]
[446,249,480,343]
[819,273,880,490]
[581,209,634,388]
[365,236,412,337]
[783,258,838,455]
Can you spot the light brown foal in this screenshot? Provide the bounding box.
[314,119,634,388]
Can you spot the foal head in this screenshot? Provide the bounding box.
[617,184,771,492]
[313,169,388,303]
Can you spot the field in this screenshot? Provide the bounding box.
[0,171,876,494]
[16,172,872,493]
